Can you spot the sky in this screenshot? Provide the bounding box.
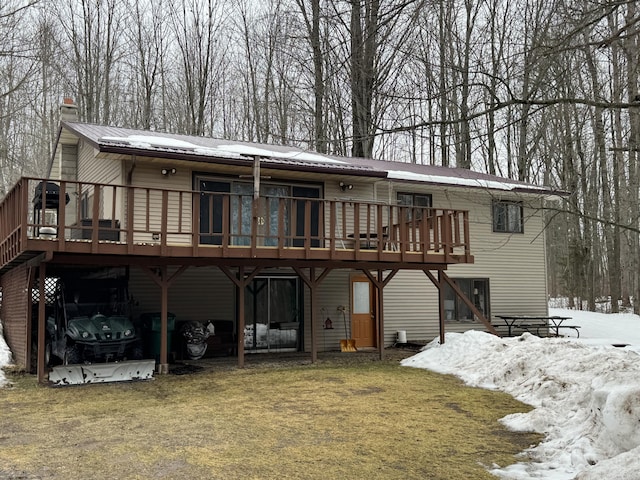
[2,308,640,479]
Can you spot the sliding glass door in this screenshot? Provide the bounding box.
[244,276,300,352]
[198,177,321,247]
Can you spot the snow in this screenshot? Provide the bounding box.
[101,134,202,150]
[99,135,243,160]
[387,169,548,192]
[215,144,347,164]
[3,307,640,478]
[0,322,11,386]
[401,307,640,479]
[99,135,346,164]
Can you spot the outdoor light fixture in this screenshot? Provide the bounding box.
[339,181,353,191]
[161,167,177,176]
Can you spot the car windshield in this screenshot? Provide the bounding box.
[64,284,128,318]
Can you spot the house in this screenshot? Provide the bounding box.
[0,102,563,382]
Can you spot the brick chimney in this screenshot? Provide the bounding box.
[59,97,79,123]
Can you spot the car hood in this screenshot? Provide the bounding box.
[68,314,135,339]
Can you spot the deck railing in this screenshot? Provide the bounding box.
[0,177,472,269]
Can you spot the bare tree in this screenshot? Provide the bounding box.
[54,0,125,124]
[0,1,40,194]
[295,0,327,152]
[167,0,227,136]
[123,0,167,130]
[622,1,640,314]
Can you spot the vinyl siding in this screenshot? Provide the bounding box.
[323,180,388,243]
[129,266,234,325]
[302,269,352,352]
[131,166,193,244]
[78,142,121,185]
[50,143,78,181]
[58,142,126,230]
[124,171,548,348]
[69,149,548,348]
[49,148,60,180]
[377,184,548,344]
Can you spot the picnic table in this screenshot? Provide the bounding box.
[495,315,580,338]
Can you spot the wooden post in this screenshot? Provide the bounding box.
[377,270,385,359]
[294,267,332,362]
[237,267,246,367]
[142,265,189,374]
[219,266,263,368]
[424,270,498,337]
[361,269,398,360]
[437,270,446,344]
[159,266,169,374]
[37,264,47,383]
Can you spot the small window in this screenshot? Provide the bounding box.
[444,278,490,322]
[397,192,432,221]
[81,193,94,219]
[493,201,523,233]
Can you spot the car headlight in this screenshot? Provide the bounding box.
[124,329,133,337]
[81,331,90,339]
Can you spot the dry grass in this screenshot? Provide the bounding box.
[0,351,540,479]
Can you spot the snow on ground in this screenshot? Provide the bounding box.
[0,322,12,387]
[402,308,640,480]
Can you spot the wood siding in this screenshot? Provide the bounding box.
[0,265,30,368]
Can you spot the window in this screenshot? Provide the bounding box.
[444,278,490,322]
[197,177,321,246]
[493,201,523,233]
[81,192,93,219]
[397,192,432,221]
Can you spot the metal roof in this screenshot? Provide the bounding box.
[60,121,567,196]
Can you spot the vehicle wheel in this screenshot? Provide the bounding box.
[130,343,144,360]
[30,336,56,372]
[45,339,52,366]
[64,343,83,365]
[30,341,38,374]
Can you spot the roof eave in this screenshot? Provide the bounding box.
[97,143,388,179]
[511,187,571,199]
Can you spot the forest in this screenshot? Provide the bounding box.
[0,0,639,313]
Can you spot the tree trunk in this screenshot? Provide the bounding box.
[350,0,378,159]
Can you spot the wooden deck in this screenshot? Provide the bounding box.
[0,177,474,272]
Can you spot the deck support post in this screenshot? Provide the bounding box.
[37,263,47,383]
[219,266,263,368]
[423,269,448,344]
[424,269,498,341]
[294,267,332,362]
[360,269,398,360]
[143,265,189,374]
[438,270,446,344]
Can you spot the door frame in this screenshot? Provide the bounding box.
[242,274,302,353]
[349,274,376,348]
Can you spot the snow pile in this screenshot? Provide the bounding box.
[402,329,640,479]
[0,322,12,386]
[549,307,640,352]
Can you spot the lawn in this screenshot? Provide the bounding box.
[0,352,540,479]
